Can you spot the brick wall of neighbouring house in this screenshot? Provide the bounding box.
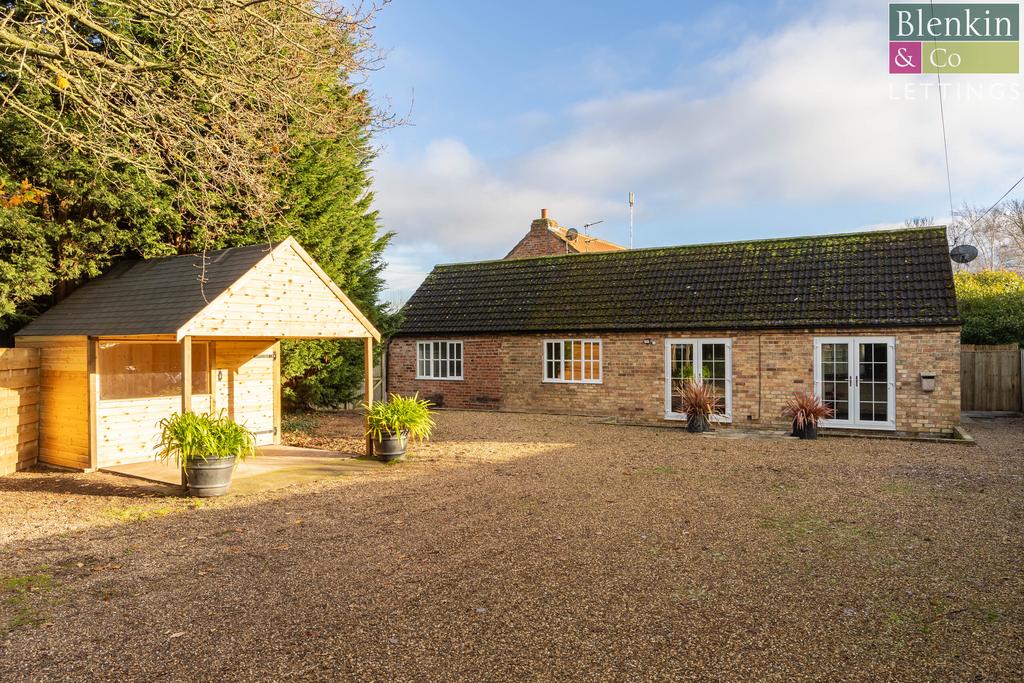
[387,327,961,435]
[505,216,569,259]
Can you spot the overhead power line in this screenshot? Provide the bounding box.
[967,172,1024,230]
[929,0,956,227]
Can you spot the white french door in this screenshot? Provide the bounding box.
[813,337,895,431]
[664,339,732,422]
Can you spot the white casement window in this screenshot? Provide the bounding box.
[543,339,602,383]
[416,341,463,380]
[664,339,733,422]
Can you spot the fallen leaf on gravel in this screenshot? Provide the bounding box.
[169,632,185,639]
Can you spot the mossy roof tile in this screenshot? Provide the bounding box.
[395,227,959,335]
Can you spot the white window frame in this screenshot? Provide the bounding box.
[542,339,603,384]
[663,338,733,423]
[813,336,896,431]
[415,340,464,380]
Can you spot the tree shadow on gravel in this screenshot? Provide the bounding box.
[0,469,179,498]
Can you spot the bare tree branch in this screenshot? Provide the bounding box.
[0,0,395,242]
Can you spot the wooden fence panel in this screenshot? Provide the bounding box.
[0,347,41,475]
[960,345,1023,412]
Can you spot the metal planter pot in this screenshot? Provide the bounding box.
[183,455,237,497]
[686,414,711,433]
[796,422,818,440]
[374,431,409,462]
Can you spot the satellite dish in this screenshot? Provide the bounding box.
[950,244,979,264]
[565,227,579,242]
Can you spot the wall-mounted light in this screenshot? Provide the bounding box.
[643,338,655,345]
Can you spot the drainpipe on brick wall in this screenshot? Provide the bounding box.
[757,334,763,422]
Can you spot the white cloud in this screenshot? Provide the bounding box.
[527,16,1023,205]
[373,3,1024,289]
[374,138,619,259]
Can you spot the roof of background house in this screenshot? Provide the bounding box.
[394,227,960,336]
[550,226,625,254]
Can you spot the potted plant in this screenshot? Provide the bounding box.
[157,411,256,497]
[365,394,435,462]
[677,381,720,433]
[781,392,834,440]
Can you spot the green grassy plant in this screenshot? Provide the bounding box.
[2,570,54,633]
[157,411,256,471]
[364,394,435,443]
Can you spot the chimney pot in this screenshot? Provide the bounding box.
[540,208,548,219]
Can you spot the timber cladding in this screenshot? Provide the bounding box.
[960,344,1023,412]
[0,348,41,475]
[387,327,962,436]
[11,338,89,470]
[95,340,277,468]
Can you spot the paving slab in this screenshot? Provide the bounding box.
[101,445,382,494]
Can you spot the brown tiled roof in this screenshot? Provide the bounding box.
[395,227,960,336]
[550,227,625,253]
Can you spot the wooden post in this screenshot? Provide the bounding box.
[181,336,193,413]
[208,341,217,414]
[364,336,374,457]
[180,336,192,490]
[272,341,282,445]
[86,338,99,470]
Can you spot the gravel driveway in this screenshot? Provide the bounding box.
[1,412,1021,681]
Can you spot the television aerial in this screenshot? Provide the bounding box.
[949,244,979,264]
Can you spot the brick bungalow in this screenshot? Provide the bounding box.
[388,225,961,436]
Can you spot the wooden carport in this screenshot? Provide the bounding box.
[15,237,380,471]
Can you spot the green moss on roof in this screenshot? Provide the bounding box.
[398,227,958,336]
[432,226,945,270]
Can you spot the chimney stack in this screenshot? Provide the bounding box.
[531,208,557,234]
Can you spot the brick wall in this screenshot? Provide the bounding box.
[387,338,504,409]
[0,348,40,475]
[505,216,568,259]
[387,327,961,435]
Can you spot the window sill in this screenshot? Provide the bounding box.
[542,379,603,385]
[415,376,464,381]
[819,420,896,431]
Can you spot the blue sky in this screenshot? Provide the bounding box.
[368,0,1024,296]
